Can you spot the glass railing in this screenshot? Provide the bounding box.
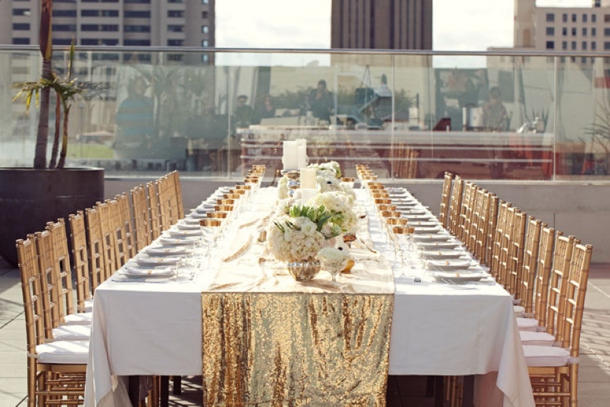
[2,46,609,180]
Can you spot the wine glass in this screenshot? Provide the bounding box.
[200,219,222,268]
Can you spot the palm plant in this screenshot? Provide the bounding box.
[12,0,85,169]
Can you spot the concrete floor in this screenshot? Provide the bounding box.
[2,258,610,406]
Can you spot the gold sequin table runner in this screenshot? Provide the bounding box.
[201,208,395,406]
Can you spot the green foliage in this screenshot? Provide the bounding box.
[288,204,332,232]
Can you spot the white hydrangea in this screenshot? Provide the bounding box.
[310,191,359,234]
[266,215,328,262]
[316,246,349,262]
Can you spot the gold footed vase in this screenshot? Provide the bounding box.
[287,260,321,281]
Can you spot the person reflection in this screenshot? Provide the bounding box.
[483,86,508,132]
[253,94,276,124]
[307,79,334,123]
[114,77,155,157]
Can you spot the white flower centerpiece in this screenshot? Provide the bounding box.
[316,246,350,282]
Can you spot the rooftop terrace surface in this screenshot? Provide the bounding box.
[2,257,610,406]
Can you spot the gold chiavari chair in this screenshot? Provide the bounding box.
[505,209,528,296]
[116,193,137,260]
[439,171,454,229]
[466,187,486,256]
[518,233,574,333]
[147,181,163,239]
[514,218,543,318]
[131,185,152,251]
[17,236,88,407]
[473,190,494,264]
[170,170,185,219]
[525,243,593,407]
[457,181,477,243]
[158,174,181,229]
[447,175,464,236]
[85,206,113,292]
[496,205,517,288]
[489,201,512,281]
[68,211,93,313]
[100,198,130,269]
[97,201,121,273]
[483,193,499,267]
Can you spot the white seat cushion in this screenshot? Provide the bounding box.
[514,305,525,317]
[64,312,93,325]
[516,317,540,332]
[520,330,556,346]
[523,345,571,367]
[84,299,94,313]
[36,340,89,364]
[52,324,91,341]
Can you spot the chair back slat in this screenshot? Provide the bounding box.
[506,210,528,296]
[131,185,152,251]
[519,218,543,314]
[147,181,162,239]
[545,234,575,336]
[69,211,92,312]
[116,193,137,260]
[16,236,46,350]
[490,200,512,281]
[484,194,499,266]
[533,227,556,324]
[97,201,120,274]
[46,218,75,318]
[439,171,453,228]
[86,206,112,291]
[35,230,63,339]
[448,176,464,236]
[171,170,185,219]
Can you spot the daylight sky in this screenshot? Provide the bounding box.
[216,0,593,51]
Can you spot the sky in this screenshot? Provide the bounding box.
[216,0,594,51]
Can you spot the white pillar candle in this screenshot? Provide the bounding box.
[282,140,298,170]
[300,168,317,189]
[300,188,318,205]
[297,145,307,169]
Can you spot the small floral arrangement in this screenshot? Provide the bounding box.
[309,161,342,179]
[316,246,349,262]
[267,204,338,262]
[310,191,359,235]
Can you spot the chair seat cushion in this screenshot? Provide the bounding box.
[523,345,570,367]
[84,299,94,313]
[514,305,525,317]
[516,317,540,331]
[520,330,556,346]
[52,324,91,341]
[64,312,93,325]
[36,340,89,364]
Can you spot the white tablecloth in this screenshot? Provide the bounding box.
[84,187,534,407]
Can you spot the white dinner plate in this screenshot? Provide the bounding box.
[121,262,175,278]
[145,246,187,256]
[412,226,442,234]
[168,228,202,238]
[419,250,465,260]
[409,221,441,227]
[158,236,201,245]
[430,271,487,283]
[412,234,451,242]
[425,259,473,271]
[175,222,201,230]
[135,254,182,266]
[416,241,462,250]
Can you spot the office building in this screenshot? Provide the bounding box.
[331,0,432,50]
[0,0,214,61]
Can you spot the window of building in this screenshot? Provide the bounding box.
[169,0,185,3]
[572,13,577,22]
[583,28,588,36]
[124,11,150,18]
[583,14,588,23]
[81,24,99,31]
[562,41,567,50]
[546,13,555,22]
[167,25,184,32]
[572,27,577,36]
[546,27,554,36]
[203,0,209,4]
[53,9,77,17]
[53,38,73,46]
[605,14,610,22]
[604,41,610,50]
[101,39,118,45]
[101,0,119,2]
[605,28,610,36]
[168,54,183,61]
[202,25,209,34]
[202,53,209,63]
[81,10,99,17]
[81,38,98,45]
[168,39,183,46]
[592,14,597,23]
[53,24,77,31]
[101,10,119,17]
[562,13,567,22]
[13,8,31,16]
[12,23,30,30]
[583,41,587,50]
[12,38,30,45]
[124,25,150,32]
[168,10,184,18]
[546,41,554,49]
[562,27,567,36]
[593,27,597,36]
[202,40,209,47]
[581,57,588,64]
[81,0,98,2]
[202,11,208,18]
[124,39,151,46]
[101,25,118,32]
[124,0,150,3]
[572,41,577,50]
[592,41,597,50]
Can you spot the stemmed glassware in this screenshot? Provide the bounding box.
[200,219,222,268]
[321,259,345,283]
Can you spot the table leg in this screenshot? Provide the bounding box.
[462,375,475,407]
[160,376,169,407]
[128,376,139,406]
[434,376,444,407]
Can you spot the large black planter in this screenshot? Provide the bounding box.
[0,167,104,267]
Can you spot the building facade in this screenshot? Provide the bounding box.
[331,0,432,50]
[0,0,214,56]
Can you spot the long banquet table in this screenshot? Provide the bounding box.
[84,187,534,407]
